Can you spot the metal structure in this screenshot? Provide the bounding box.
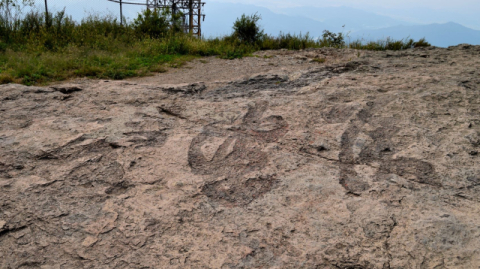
[107,0,206,36]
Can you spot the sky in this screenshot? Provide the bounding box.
[34,0,480,30]
[209,0,480,10]
[45,0,480,11]
[220,0,480,27]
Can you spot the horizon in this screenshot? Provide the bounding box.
[43,0,480,28]
[23,0,480,46]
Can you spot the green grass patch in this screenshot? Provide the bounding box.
[0,46,197,84]
[312,58,326,63]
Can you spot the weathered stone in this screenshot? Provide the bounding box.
[1,46,480,268]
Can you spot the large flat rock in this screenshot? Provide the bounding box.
[1,45,480,268]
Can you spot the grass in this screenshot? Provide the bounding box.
[0,10,432,86]
[0,44,199,85]
[349,37,431,51]
[312,58,326,63]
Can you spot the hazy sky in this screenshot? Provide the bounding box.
[45,0,480,15]
[52,0,480,9]
[207,0,480,29]
[40,0,480,30]
[211,0,480,10]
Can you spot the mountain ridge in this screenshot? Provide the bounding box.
[352,21,480,47]
[203,2,480,47]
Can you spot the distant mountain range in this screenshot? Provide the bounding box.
[351,22,480,48]
[278,6,413,31]
[357,6,480,31]
[203,2,480,47]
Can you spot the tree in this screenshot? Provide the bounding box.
[0,0,34,21]
[322,30,345,48]
[133,8,172,39]
[232,13,264,44]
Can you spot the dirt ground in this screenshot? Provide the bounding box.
[1,45,480,268]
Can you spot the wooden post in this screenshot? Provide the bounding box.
[119,0,123,25]
[172,2,177,16]
[189,0,193,34]
[44,0,49,27]
[197,3,201,37]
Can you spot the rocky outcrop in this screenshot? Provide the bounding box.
[1,45,480,268]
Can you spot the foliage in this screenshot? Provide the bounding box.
[0,0,34,8]
[0,9,431,85]
[413,38,431,48]
[322,30,345,48]
[133,8,171,39]
[0,0,34,19]
[312,58,326,63]
[232,13,264,44]
[0,0,34,30]
[260,32,318,50]
[349,37,431,51]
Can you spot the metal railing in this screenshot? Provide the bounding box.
[22,0,205,36]
[4,0,136,21]
[107,0,205,36]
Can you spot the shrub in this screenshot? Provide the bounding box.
[232,13,264,44]
[133,8,170,39]
[413,38,431,48]
[0,41,6,52]
[259,32,317,50]
[322,30,345,48]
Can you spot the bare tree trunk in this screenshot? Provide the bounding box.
[6,0,10,22]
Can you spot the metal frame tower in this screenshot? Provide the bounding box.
[108,0,206,36]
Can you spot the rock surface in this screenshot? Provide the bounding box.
[1,45,480,268]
